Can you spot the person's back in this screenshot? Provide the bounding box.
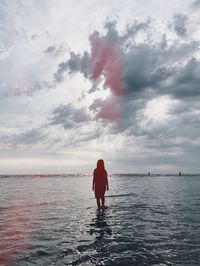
[93,168,107,188]
[92,159,109,210]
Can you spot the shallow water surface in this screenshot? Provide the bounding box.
[0,175,200,265]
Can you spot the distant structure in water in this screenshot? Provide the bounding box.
[179,172,182,176]
[148,172,150,176]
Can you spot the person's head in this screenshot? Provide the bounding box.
[96,159,105,170]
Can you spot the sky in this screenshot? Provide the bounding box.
[0,0,200,174]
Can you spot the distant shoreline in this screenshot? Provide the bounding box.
[0,173,200,178]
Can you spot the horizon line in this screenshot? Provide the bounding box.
[0,172,200,177]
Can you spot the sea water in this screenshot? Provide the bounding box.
[0,174,200,266]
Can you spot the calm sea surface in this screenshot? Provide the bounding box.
[0,175,200,266]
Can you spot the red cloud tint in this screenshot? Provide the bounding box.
[89,31,123,96]
[89,97,120,122]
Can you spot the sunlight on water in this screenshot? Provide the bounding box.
[0,175,200,265]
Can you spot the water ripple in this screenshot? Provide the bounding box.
[0,175,200,265]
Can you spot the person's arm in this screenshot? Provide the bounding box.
[106,171,109,191]
[92,171,95,191]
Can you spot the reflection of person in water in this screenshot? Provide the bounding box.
[90,210,112,243]
[92,159,109,210]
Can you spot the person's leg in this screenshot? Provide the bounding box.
[96,197,100,210]
[102,196,105,208]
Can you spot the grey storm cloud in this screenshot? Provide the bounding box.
[53,19,149,84]
[0,128,45,147]
[52,17,200,143]
[48,104,105,147]
[44,46,56,53]
[130,98,200,146]
[54,18,200,101]
[173,14,188,37]
[123,44,172,95]
[44,44,66,57]
[14,129,45,145]
[190,0,200,8]
[122,40,199,99]
[168,100,200,130]
[168,58,200,99]
[1,0,200,173]
[50,104,91,129]
[54,51,91,82]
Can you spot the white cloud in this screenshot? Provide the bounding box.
[1,0,200,173]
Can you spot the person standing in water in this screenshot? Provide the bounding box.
[92,159,109,210]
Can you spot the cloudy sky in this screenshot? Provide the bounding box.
[1,0,200,174]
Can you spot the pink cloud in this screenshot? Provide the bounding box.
[89,31,123,96]
[74,109,91,123]
[89,97,120,122]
